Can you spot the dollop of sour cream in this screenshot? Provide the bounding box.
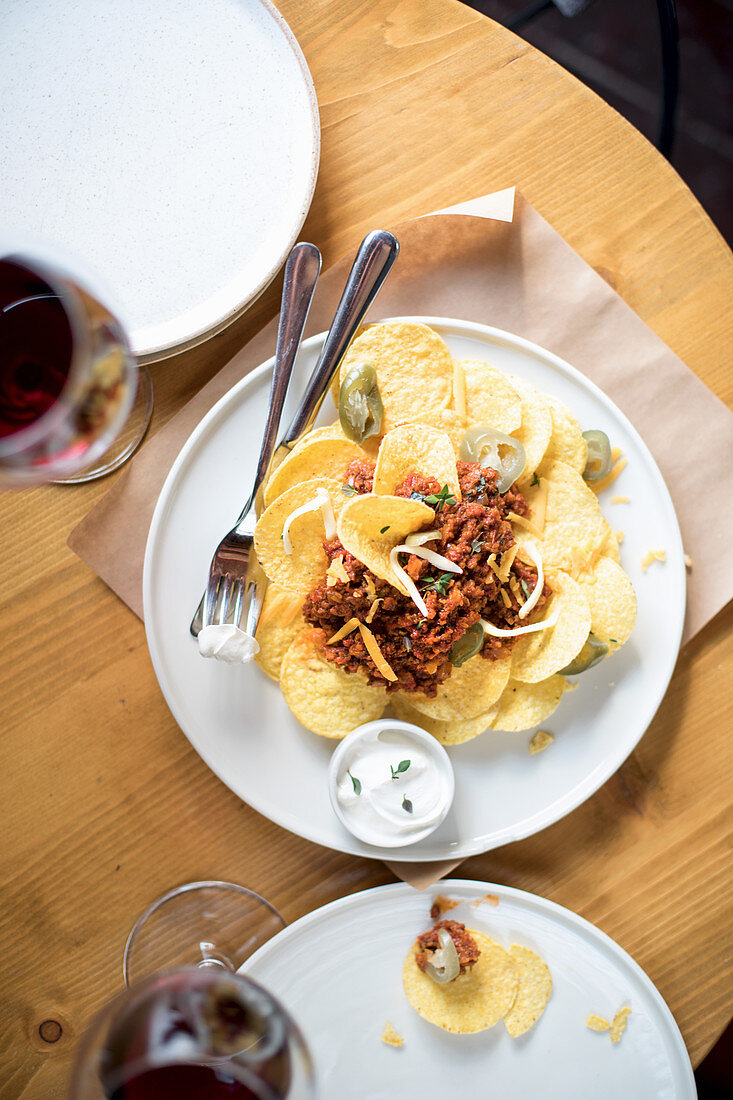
[198,624,260,664]
[329,721,454,847]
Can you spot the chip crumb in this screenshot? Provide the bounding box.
[641,548,666,571]
[586,1013,610,1031]
[381,1022,404,1048]
[610,495,629,504]
[615,530,625,544]
[684,553,692,570]
[430,894,461,919]
[610,1006,631,1043]
[529,730,554,755]
[472,893,500,907]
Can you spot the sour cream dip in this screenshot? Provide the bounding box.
[328,720,455,848]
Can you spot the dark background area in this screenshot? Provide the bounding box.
[466,0,733,245]
[464,2,732,1095]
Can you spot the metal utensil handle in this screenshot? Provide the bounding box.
[243,241,321,513]
[281,229,399,444]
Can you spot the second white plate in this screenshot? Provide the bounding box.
[143,317,686,861]
[242,880,695,1099]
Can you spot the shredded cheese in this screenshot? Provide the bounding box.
[365,598,382,624]
[509,576,525,605]
[507,511,543,539]
[281,488,336,554]
[389,547,429,616]
[494,544,518,584]
[499,587,512,608]
[615,530,625,544]
[405,531,462,575]
[365,575,377,601]
[610,495,629,504]
[641,547,666,571]
[591,456,627,493]
[358,623,397,681]
[326,618,360,645]
[684,553,692,569]
[452,360,466,418]
[480,607,560,638]
[516,541,545,620]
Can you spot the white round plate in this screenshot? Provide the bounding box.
[0,0,320,361]
[242,880,696,1099]
[143,317,686,861]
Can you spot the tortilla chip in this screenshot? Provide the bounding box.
[254,587,304,680]
[524,457,616,577]
[503,945,552,1037]
[402,931,519,1034]
[338,322,454,435]
[543,396,588,474]
[336,493,435,595]
[263,436,367,507]
[374,423,461,499]
[489,676,566,732]
[254,478,345,596]
[391,695,496,746]
[507,375,553,480]
[586,1014,610,1031]
[577,555,636,649]
[413,408,467,454]
[279,629,387,738]
[459,359,523,435]
[511,572,591,683]
[397,653,511,722]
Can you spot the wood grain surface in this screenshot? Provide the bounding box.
[1,2,731,1095]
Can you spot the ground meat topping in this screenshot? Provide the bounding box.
[415,920,480,976]
[302,459,550,695]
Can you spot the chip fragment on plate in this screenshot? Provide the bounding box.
[279,629,387,738]
[338,322,454,435]
[336,493,435,595]
[373,423,460,499]
[503,944,552,1037]
[381,1022,404,1048]
[586,1014,611,1032]
[610,1006,631,1043]
[254,478,344,596]
[402,931,519,1034]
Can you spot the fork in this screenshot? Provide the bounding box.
[192,228,399,639]
[196,241,322,638]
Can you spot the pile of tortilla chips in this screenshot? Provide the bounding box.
[402,922,552,1036]
[253,321,636,742]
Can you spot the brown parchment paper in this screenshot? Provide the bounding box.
[69,193,733,889]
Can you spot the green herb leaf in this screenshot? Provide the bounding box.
[424,484,457,511]
[530,472,540,487]
[409,490,426,503]
[520,578,531,599]
[609,638,618,644]
[341,483,358,497]
[471,537,485,553]
[403,636,412,652]
[347,769,361,795]
[390,759,411,779]
[402,796,413,814]
[421,572,454,596]
[380,525,390,533]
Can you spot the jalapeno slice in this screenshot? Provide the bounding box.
[459,425,526,492]
[338,362,384,443]
[582,429,612,482]
[559,632,609,675]
[448,622,484,667]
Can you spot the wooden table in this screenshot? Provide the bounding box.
[2,2,731,1094]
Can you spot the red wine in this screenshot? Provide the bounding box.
[109,1061,263,1100]
[0,259,73,438]
[100,971,291,1100]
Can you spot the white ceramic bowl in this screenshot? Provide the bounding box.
[327,719,455,848]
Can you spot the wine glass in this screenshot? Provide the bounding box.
[70,881,316,1099]
[0,241,152,486]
